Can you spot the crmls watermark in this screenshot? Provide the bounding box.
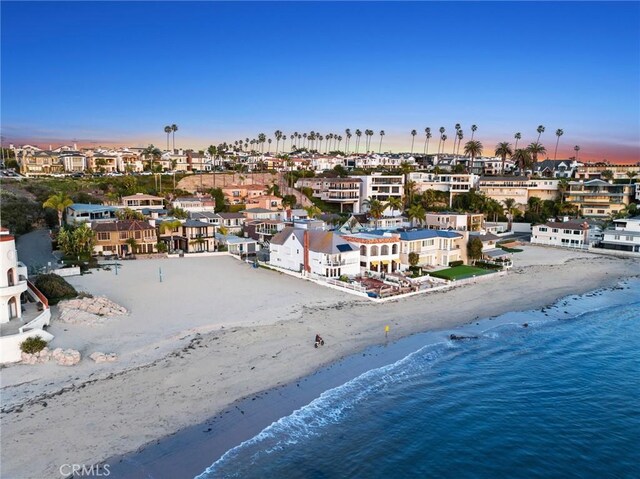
[59,464,111,477]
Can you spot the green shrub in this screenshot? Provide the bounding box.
[449,260,464,267]
[474,261,503,270]
[20,336,48,354]
[33,273,78,304]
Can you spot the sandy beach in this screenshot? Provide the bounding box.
[1,247,638,479]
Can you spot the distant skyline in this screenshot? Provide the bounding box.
[2,1,639,163]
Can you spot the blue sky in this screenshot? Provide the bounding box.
[2,1,639,161]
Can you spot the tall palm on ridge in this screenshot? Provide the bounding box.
[171,124,178,151]
[495,142,513,175]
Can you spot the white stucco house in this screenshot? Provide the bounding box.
[0,228,53,363]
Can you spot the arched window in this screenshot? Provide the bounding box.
[370,245,379,256]
[7,268,14,287]
[360,245,367,256]
[392,244,398,254]
[381,245,389,255]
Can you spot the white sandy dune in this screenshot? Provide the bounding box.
[1,247,638,478]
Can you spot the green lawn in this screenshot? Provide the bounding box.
[429,265,493,281]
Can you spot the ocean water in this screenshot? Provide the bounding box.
[197,280,640,479]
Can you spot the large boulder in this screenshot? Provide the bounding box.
[52,348,81,366]
[89,352,118,363]
[21,347,52,365]
[58,296,127,324]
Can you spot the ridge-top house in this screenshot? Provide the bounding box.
[269,227,360,278]
[121,193,165,211]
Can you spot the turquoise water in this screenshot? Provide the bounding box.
[198,281,640,479]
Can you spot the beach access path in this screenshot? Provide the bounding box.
[1,247,638,478]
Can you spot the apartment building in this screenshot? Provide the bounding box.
[565,179,634,217]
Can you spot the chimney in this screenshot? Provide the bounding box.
[303,230,310,274]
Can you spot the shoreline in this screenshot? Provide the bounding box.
[109,275,640,479]
[1,249,638,478]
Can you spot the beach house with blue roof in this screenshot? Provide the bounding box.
[397,228,467,268]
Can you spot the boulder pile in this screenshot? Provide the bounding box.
[21,347,81,366]
[58,296,127,325]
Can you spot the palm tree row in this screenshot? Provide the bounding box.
[206,124,582,159]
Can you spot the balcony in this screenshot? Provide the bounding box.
[1,280,28,297]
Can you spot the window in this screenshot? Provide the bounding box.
[538,227,547,232]
[574,230,581,235]
[119,231,128,240]
[552,229,558,233]
[97,232,110,241]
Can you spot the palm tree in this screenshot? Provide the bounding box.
[557,178,569,203]
[470,124,478,140]
[303,133,308,149]
[406,203,426,227]
[536,125,545,143]
[268,138,272,152]
[512,148,532,174]
[553,129,564,160]
[365,199,386,227]
[626,171,637,184]
[282,135,288,152]
[274,130,282,154]
[355,129,362,153]
[438,127,445,154]
[337,135,343,151]
[258,133,266,153]
[527,142,547,171]
[164,125,172,151]
[379,130,385,153]
[43,193,73,227]
[304,205,321,219]
[495,142,513,175]
[601,170,614,181]
[456,130,464,155]
[574,145,581,160]
[441,134,448,155]
[423,127,431,155]
[410,129,417,154]
[143,144,162,173]
[345,129,351,153]
[171,124,178,151]
[160,219,182,252]
[386,196,403,216]
[405,180,417,207]
[453,123,461,154]
[503,198,518,231]
[514,132,522,150]
[124,237,140,257]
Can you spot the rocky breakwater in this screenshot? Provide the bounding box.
[58,296,127,325]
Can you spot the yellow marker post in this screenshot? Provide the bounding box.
[385,325,390,338]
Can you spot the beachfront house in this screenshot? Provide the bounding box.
[217,213,246,233]
[594,217,640,254]
[341,231,401,274]
[215,233,259,257]
[531,220,590,249]
[269,228,360,278]
[0,228,53,363]
[92,220,158,257]
[397,229,467,268]
[181,220,216,253]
